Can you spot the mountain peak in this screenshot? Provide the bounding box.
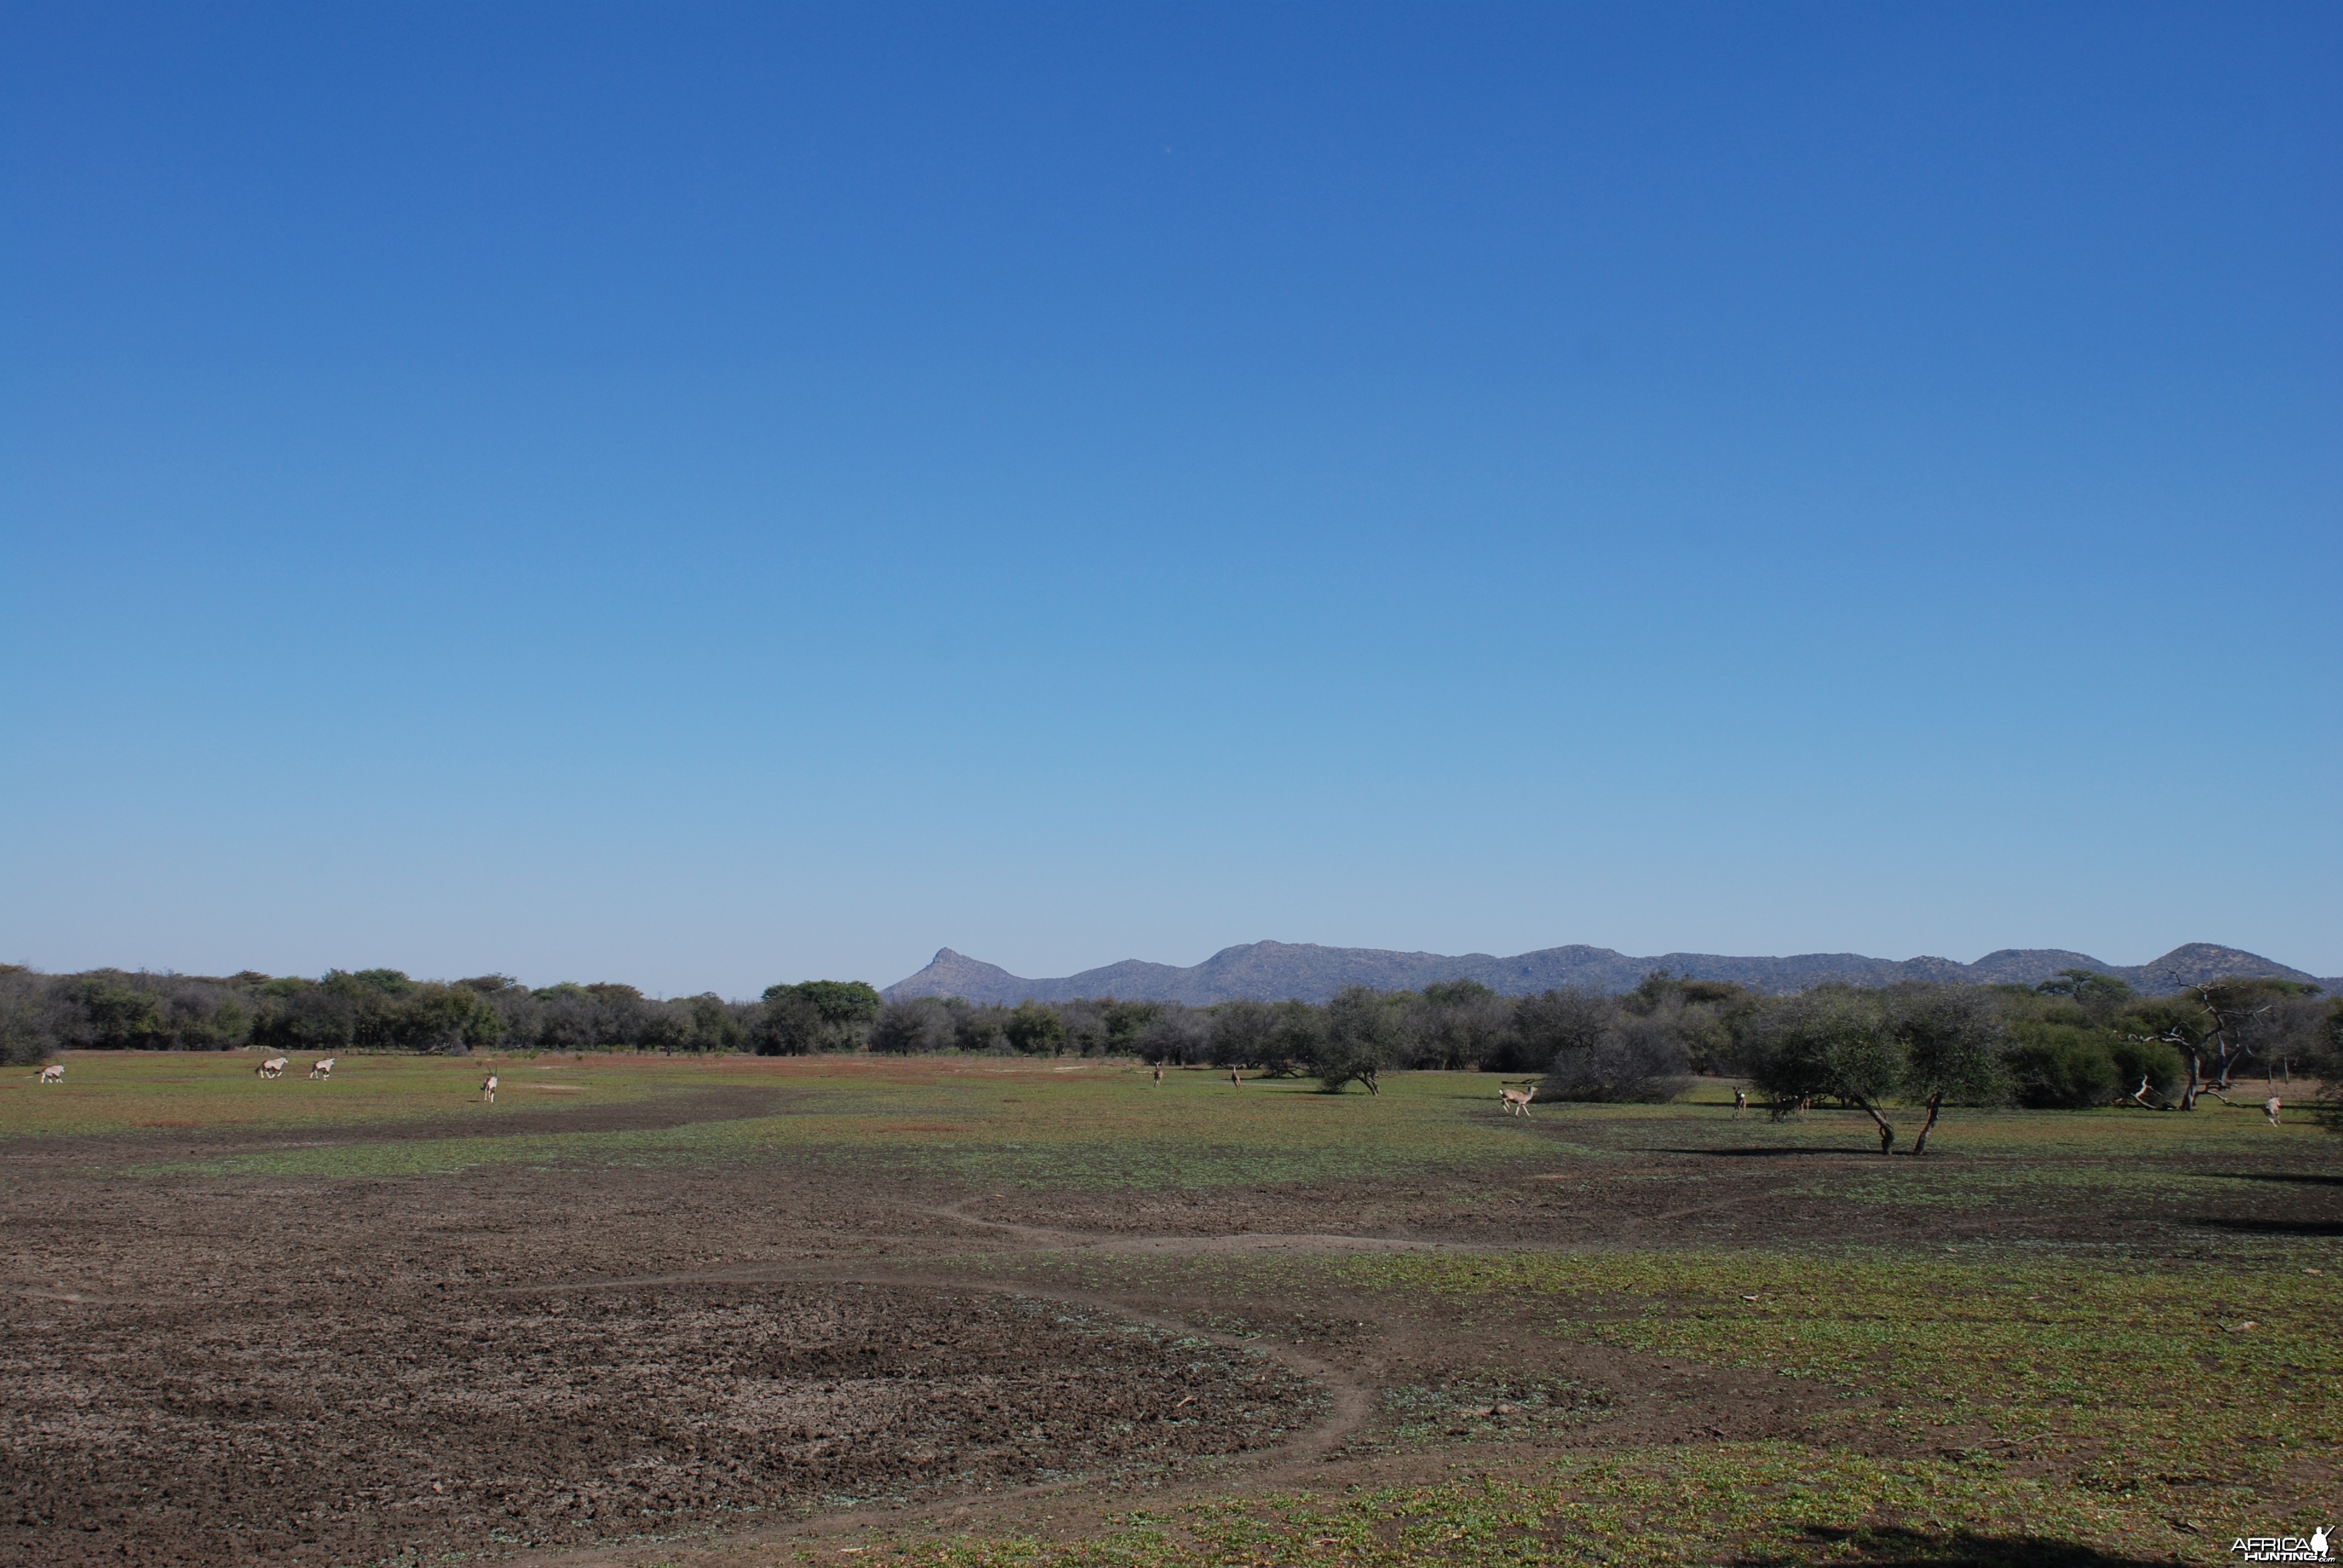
[882,939,2334,1005]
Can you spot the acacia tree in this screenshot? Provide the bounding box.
[1409,979,1512,1070]
[391,982,507,1053]
[1207,998,1278,1069]
[868,996,955,1053]
[1892,988,2007,1154]
[2122,996,2214,1108]
[1101,1000,1162,1054]
[0,968,65,1065]
[1002,1000,1067,1055]
[2190,979,2323,1091]
[1316,986,1401,1094]
[1745,988,1903,1154]
[1261,999,1324,1077]
[1136,1004,1208,1066]
[759,979,885,1053]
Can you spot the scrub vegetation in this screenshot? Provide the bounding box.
[9,962,2335,1129]
[5,1036,2334,1567]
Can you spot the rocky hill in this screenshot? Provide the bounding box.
[883,939,2335,1005]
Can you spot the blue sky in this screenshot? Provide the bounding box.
[4,2,2337,995]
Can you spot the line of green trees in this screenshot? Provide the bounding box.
[9,962,2333,1144]
[0,966,882,1064]
[870,968,2338,1120]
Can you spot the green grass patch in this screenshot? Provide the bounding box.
[832,1442,2262,1565]
[2,1050,718,1137]
[1345,1248,2339,1498]
[41,1056,1587,1187]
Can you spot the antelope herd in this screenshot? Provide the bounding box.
[16,1059,2315,1136]
[25,1056,517,1098]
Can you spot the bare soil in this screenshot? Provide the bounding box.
[5,1110,2335,1567]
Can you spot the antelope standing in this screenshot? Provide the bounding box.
[1498,1083,1536,1117]
[481,1073,499,1104]
[1732,1088,1748,1116]
[1229,1068,1242,1087]
[38,1063,63,1084]
[2266,1096,2282,1126]
[1152,1063,1162,1086]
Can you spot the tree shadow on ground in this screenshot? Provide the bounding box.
[1650,1146,1876,1158]
[1747,1524,2174,1566]
[2212,1170,2343,1186]
[2188,1216,2343,1236]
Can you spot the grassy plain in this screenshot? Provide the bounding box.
[5,1051,2336,1567]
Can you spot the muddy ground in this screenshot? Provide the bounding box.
[5,1106,2336,1567]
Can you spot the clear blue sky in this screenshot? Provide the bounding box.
[4,2,2337,996]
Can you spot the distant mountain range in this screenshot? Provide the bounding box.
[885,940,2338,1006]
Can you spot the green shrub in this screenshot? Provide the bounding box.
[2005,1025,2119,1108]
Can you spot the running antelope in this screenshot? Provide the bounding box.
[2266,1096,2282,1126]
[1498,1083,1536,1117]
[38,1063,63,1084]
[257,1056,289,1079]
[481,1073,498,1104]
[309,1057,336,1080]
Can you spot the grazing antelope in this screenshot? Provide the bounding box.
[38,1063,63,1084]
[1498,1083,1536,1118]
[309,1057,336,1080]
[1732,1088,1748,1116]
[257,1056,289,1079]
[481,1073,498,1104]
[2266,1096,2282,1126]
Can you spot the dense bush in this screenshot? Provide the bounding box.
[1539,1009,1694,1103]
[869,996,957,1054]
[5,957,2324,1113]
[2005,1024,2123,1108]
[1,965,795,1057]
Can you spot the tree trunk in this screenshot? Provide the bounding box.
[1911,1091,1945,1156]
[2179,1050,2202,1111]
[1853,1099,1896,1155]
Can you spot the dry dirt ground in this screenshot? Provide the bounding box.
[5,1083,2338,1567]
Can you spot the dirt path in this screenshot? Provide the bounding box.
[10,1102,2333,1568]
[477,1201,1823,1568]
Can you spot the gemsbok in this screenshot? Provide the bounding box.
[1498,1083,1536,1117]
[481,1073,499,1105]
[1733,1088,1748,1116]
[309,1057,336,1080]
[257,1056,289,1079]
[2266,1096,2282,1126]
[38,1063,63,1084]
